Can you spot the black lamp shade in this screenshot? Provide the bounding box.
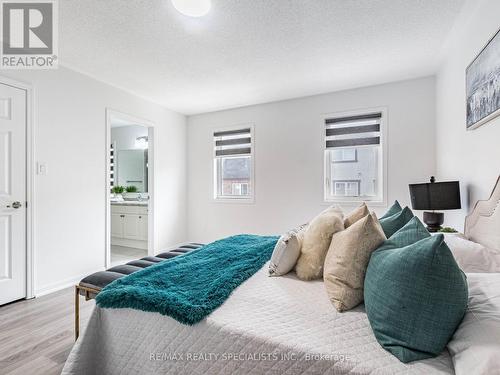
[409,181,461,210]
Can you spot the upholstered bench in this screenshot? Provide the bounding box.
[74,243,204,339]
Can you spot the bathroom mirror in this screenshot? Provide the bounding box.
[116,149,148,192]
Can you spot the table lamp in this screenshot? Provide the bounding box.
[408,176,461,232]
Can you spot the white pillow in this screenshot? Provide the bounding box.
[444,234,500,273]
[268,224,307,277]
[447,273,500,375]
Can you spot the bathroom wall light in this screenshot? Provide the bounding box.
[135,136,148,149]
[171,0,211,17]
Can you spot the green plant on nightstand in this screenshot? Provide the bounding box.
[125,185,138,193]
[112,186,125,195]
[438,227,458,233]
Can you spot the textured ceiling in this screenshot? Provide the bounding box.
[59,0,466,115]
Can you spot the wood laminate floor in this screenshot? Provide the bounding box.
[0,287,94,375]
[111,245,147,267]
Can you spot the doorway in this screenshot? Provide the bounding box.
[105,110,154,268]
[0,79,33,305]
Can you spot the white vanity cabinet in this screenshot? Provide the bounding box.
[111,204,148,249]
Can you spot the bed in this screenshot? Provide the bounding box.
[62,178,500,375]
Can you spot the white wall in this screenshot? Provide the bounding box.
[436,0,500,231]
[1,66,187,295]
[187,77,436,243]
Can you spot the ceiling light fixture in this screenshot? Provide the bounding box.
[135,136,149,149]
[171,0,211,17]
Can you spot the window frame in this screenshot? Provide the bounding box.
[212,124,255,203]
[322,107,387,205]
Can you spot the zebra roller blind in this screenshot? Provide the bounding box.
[325,112,382,149]
[214,127,252,157]
[110,142,115,190]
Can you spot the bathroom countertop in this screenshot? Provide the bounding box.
[111,200,149,207]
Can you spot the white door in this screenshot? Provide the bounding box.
[0,83,27,305]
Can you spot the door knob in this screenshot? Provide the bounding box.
[10,201,22,209]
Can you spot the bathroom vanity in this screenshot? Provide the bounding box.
[111,201,148,250]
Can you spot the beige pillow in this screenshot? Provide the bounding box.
[295,206,344,280]
[324,212,386,312]
[344,203,369,228]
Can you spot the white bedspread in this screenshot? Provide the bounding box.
[62,264,454,374]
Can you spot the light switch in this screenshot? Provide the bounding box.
[37,162,47,175]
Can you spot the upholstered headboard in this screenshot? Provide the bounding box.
[464,176,500,251]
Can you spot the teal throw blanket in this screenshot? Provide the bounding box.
[96,234,279,325]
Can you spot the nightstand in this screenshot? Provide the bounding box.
[431,232,466,239]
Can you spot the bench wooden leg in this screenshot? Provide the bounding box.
[75,286,80,341]
[74,285,101,341]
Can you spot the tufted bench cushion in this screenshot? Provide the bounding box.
[78,243,204,298]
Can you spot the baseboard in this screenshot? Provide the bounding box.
[34,267,105,297]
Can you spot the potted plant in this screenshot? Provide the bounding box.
[111,185,125,200]
[123,185,141,201]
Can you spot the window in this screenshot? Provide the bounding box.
[232,182,249,196]
[324,110,385,203]
[214,126,253,201]
[333,180,360,196]
[332,148,357,163]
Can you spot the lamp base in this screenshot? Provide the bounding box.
[423,211,444,232]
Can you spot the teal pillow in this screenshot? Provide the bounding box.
[380,200,402,220]
[364,222,468,363]
[385,216,429,245]
[379,206,413,238]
